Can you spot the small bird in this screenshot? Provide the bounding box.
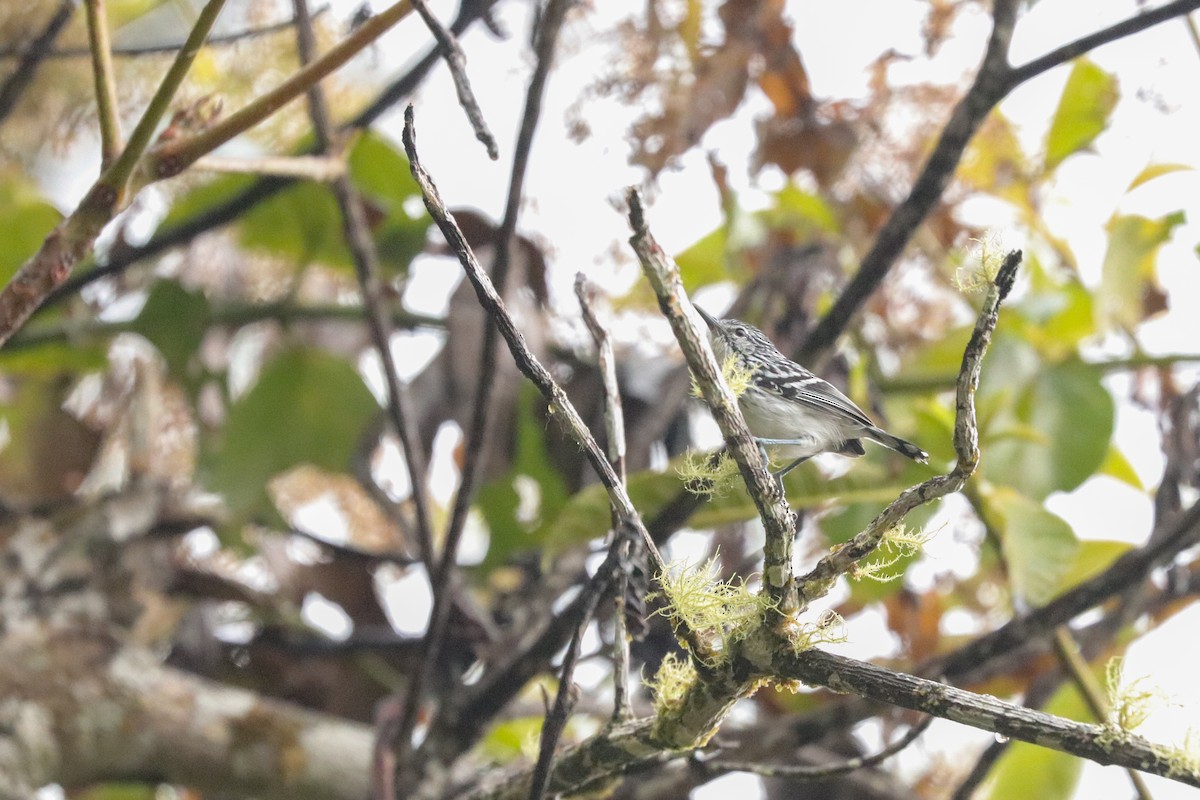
[696,307,928,476]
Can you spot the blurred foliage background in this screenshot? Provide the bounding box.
[2,0,1200,798]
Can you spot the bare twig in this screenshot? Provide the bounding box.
[0,0,77,124]
[794,251,1021,609]
[289,0,435,573]
[410,0,498,159]
[394,0,578,775]
[696,714,932,779]
[190,154,346,180]
[574,274,636,720]
[401,106,687,640]
[627,189,799,614]
[36,0,499,315]
[0,7,332,59]
[0,0,229,348]
[527,588,600,800]
[84,0,122,164]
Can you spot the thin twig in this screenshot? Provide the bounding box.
[394,0,578,775]
[0,7,332,59]
[289,0,435,574]
[34,0,499,315]
[527,587,601,800]
[84,0,122,165]
[410,0,498,159]
[794,251,1021,610]
[574,274,635,721]
[190,154,346,180]
[627,189,799,615]
[0,0,229,348]
[1006,0,1200,85]
[0,0,77,125]
[146,0,417,178]
[696,714,932,779]
[401,104,685,641]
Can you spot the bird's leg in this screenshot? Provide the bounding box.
[776,455,812,478]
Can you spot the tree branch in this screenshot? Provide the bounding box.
[626,189,799,614]
[795,251,1021,608]
[779,647,1200,788]
[0,0,77,125]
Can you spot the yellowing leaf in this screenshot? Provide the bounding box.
[1126,162,1193,192]
[1098,212,1185,331]
[1044,58,1119,172]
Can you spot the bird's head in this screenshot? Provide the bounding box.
[695,307,781,367]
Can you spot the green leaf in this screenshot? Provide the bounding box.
[0,174,62,285]
[204,347,379,522]
[984,361,1114,500]
[1098,211,1185,330]
[982,486,1079,607]
[1043,58,1119,172]
[240,180,351,269]
[1126,162,1192,192]
[675,227,730,292]
[131,281,211,380]
[479,385,571,567]
[348,132,430,272]
[981,683,1087,800]
[1057,539,1132,594]
[1097,446,1143,490]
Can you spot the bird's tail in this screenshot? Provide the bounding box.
[865,426,928,463]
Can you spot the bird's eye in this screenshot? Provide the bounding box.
[733,328,746,338]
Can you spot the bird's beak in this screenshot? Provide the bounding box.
[695,306,720,331]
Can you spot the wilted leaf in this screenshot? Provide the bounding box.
[982,486,1078,607]
[1098,212,1185,330]
[205,348,379,522]
[1043,58,1118,172]
[984,361,1113,500]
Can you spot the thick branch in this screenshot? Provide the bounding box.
[780,647,1200,788]
[0,641,372,800]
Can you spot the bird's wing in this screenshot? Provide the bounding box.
[757,372,874,428]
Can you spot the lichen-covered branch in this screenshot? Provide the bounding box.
[794,250,1021,609]
[778,647,1200,788]
[626,189,799,615]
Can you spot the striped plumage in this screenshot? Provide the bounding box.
[696,307,927,471]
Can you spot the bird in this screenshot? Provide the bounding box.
[695,307,928,476]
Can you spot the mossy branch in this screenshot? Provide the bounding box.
[626,189,799,616]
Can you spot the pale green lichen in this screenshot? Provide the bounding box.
[676,449,741,497]
[651,557,774,664]
[691,354,756,401]
[792,608,849,653]
[643,652,697,717]
[1105,656,1164,732]
[1162,728,1200,779]
[850,524,935,584]
[955,233,1007,295]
